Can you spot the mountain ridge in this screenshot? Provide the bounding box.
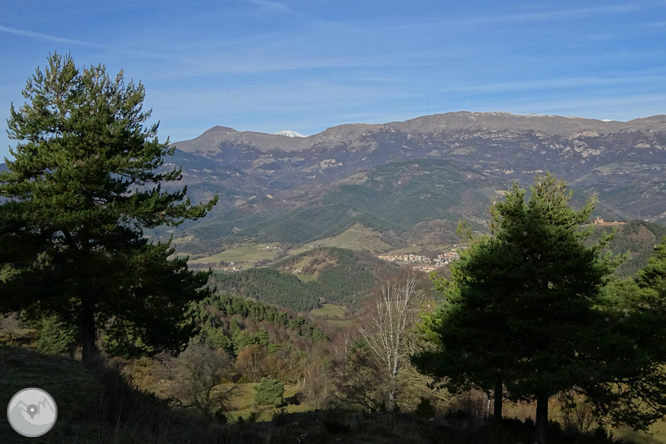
[168,111,666,228]
[173,112,666,155]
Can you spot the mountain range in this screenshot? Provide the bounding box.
[3,111,666,256]
[163,112,666,252]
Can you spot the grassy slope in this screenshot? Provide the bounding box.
[188,243,282,265]
[0,346,228,444]
[0,346,103,443]
[310,304,347,319]
[297,223,393,254]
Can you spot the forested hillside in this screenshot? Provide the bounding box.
[212,247,398,311]
[591,220,666,277]
[192,159,500,248]
[193,293,327,355]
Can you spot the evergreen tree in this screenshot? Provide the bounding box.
[0,53,217,364]
[581,237,666,430]
[414,174,623,443]
[37,315,77,356]
[253,377,284,406]
[635,236,666,303]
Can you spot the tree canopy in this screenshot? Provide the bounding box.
[0,53,217,363]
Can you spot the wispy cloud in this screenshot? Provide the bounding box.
[435,71,666,94]
[0,25,111,49]
[241,0,346,27]
[244,0,294,13]
[459,3,639,26]
[0,25,184,62]
[374,2,647,34]
[500,92,666,121]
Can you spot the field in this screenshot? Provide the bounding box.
[188,243,282,266]
[310,304,355,328]
[387,243,457,255]
[186,222,462,270]
[310,304,347,319]
[287,223,394,258]
[188,224,392,268]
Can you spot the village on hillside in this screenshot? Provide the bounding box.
[377,248,461,272]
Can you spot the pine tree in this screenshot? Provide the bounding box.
[37,315,77,356]
[581,237,666,431]
[0,53,217,364]
[414,174,622,443]
[253,377,284,406]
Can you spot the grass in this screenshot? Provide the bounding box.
[288,224,394,257]
[387,243,455,255]
[310,304,355,328]
[225,383,312,422]
[302,223,393,253]
[311,304,347,319]
[295,273,316,282]
[188,243,282,265]
[616,422,666,444]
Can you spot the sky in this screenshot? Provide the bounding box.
[1,0,666,161]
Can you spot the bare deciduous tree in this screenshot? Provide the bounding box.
[0,312,22,344]
[301,357,334,409]
[334,344,387,411]
[357,274,423,410]
[235,344,268,382]
[159,341,236,417]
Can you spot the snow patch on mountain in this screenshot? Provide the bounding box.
[274,130,306,138]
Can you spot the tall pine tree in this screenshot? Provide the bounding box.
[0,53,217,364]
[414,174,623,443]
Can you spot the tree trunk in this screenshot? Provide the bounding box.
[388,389,397,411]
[493,377,503,423]
[535,394,549,444]
[81,299,98,366]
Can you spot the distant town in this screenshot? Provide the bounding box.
[377,248,461,273]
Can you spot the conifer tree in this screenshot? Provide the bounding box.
[0,53,217,364]
[414,174,622,443]
[582,237,666,430]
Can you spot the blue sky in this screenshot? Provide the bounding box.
[2,0,666,161]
